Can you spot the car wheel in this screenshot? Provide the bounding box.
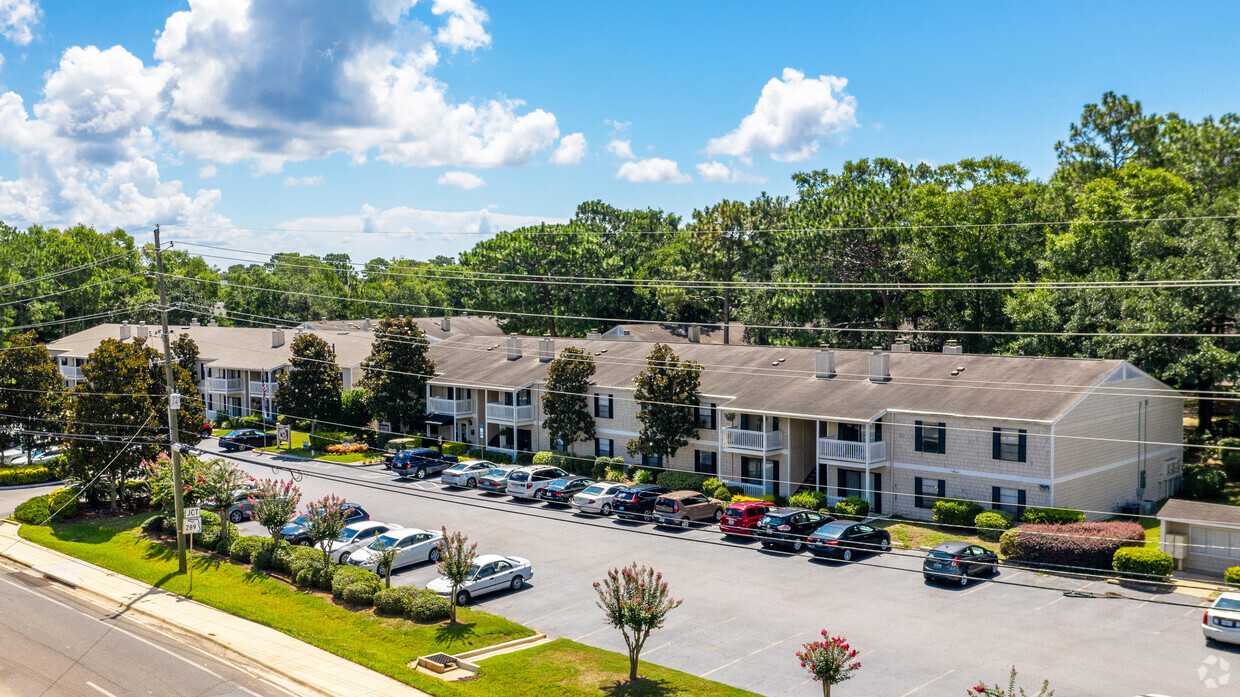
[959,574,969,587]
[792,540,804,552]
[712,509,723,523]
[680,518,690,528]
[600,503,611,515]
[415,468,427,479]
[229,510,243,524]
[297,539,312,547]
[455,590,471,606]
[376,566,386,579]
[466,477,476,488]
[510,575,524,591]
[842,549,853,562]
[429,546,441,563]
[879,538,890,553]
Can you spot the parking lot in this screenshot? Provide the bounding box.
[208,442,1233,696]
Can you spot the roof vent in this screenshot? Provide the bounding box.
[942,340,963,355]
[688,325,701,342]
[119,322,131,340]
[272,329,285,348]
[190,317,200,326]
[891,341,911,352]
[208,318,219,327]
[506,336,523,361]
[441,317,451,332]
[868,348,891,383]
[363,318,372,331]
[815,347,835,379]
[538,337,554,363]
[136,322,149,339]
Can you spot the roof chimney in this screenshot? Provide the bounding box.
[942,340,963,355]
[891,341,910,352]
[208,318,219,327]
[538,337,554,362]
[869,347,890,383]
[189,317,200,326]
[136,322,148,339]
[688,325,700,342]
[119,322,131,340]
[506,336,523,361]
[363,318,371,331]
[586,329,602,340]
[814,347,836,379]
[441,316,451,332]
[272,329,285,348]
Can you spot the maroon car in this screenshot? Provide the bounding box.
[719,500,776,537]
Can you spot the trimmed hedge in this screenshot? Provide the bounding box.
[1225,566,1240,587]
[933,499,984,527]
[974,511,1013,542]
[1000,521,1146,571]
[215,538,232,555]
[1183,464,1226,499]
[341,577,382,606]
[229,536,266,564]
[295,563,337,591]
[196,526,221,550]
[1112,547,1174,580]
[331,565,381,599]
[408,589,451,622]
[47,488,78,519]
[141,515,167,534]
[656,470,710,493]
[1020,507,1085,525]
[0,465,56,487]
[12,495,51,524]
[633,469,655,485]
[532,451,555,465]
[308,431,350,452]
[789,490,829,512]
[374,586,419,616]
[442,441,468,457]
[834,496,870,518]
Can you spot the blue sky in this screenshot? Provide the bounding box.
[0,0,1237,262]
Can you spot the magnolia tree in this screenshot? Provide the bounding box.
[594,562,682,682]
[303,494,348,569]
[796,630,861,697]
[970,667,1054,697]
[436,527,477,623]
[250,478,301,550]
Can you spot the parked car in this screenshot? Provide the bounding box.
[807,521,892,561]
[392,448,458,479]
[440,459,496,488]
[653,490,725,528]
[922,541,999,586]
[218,429,277,451]
[1203,592,1240,645]
[476,465,520,494]
[281,503,370,545]
[11,445,64,466]
[346,528,443,576]
[719,500,777,537]
[570,482,628,515]
[199,422,213,439]
[426,553,533,606]
[218,487,263,523]
[754,507,834,551]
[538,476,596,505]
[611,484,671,522]
[505,465,569,499]
[382,437,421,469]
[323,521,401,563]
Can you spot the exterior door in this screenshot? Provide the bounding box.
[770,460,780,497]
[517,428,532,454]
[871,472,883,515]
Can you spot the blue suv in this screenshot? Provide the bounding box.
[392,448,459,479]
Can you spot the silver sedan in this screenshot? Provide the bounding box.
[570,482,628,515]
[426,553,532,606]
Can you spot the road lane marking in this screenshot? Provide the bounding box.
[898,668,955,697]
[700,632,802,678]
[644,616,739,655]
[86,682,119,697]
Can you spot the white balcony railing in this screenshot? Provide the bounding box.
[248,381,278,397]
[428,397,474,416]
[485,402,536,423]
[722,428,783,453]
[59,365,83,381]
[724,481,766,498]
[817,438,887,464]
[208,377,243,393]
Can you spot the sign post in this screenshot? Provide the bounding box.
[184,507,202,592]
[277,423,291,452]
[480,423,486,460]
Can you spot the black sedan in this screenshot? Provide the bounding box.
[922,541,999,586]
[538,476,596,505]
[611,484,670,522]
[754,507,834,552]
[218,429,277,451]
[807,522,891,561]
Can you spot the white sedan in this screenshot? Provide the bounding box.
[426,554,532,606]
[440,459,497,488]
[346,528,443,576]
[1203,591,1240,645]
[570,482,628,515]
[323,521,401,563]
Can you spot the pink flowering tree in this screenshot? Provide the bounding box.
[796,630,861,697]
[970,667,1053,696]
[594,563,682,682]
[250,478,301,550]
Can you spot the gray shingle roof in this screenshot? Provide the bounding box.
[299,316,502,340]
[1158,498,1240,527]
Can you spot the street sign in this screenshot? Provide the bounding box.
[276,424,291,443]
[184,507,201,520]
[184,518,202,534]
[378,422,391,433]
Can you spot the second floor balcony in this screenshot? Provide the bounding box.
[428,397,474,417]
[817,437,887,464]
[485,402,536,424]
[248,381,278,396]
[208,377,243,393]
[59,365,83,381]
[722,427,783,454]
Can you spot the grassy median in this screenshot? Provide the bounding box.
[20,515,758,697]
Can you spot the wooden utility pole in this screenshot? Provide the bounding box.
[153,224,188,573]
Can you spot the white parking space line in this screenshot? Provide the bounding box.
[699,632,802,678]
[86,682,119,697]
[573,626,610,641]
[644,616,739,655]
[961,580,994,596]
[775,677,815,696]
[524,598,594,626]
[898,668,955,697]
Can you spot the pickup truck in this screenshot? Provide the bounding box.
[392,448,459,479]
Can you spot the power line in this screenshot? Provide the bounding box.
[0,272,147,310]
[0,251,138,294]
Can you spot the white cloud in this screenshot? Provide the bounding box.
[0,0,39,46]
[604,118,629,134]
[695,160,767,184]
[606,139,634,160]
[284,175,325,187]
[0,53,5,72]
[549,132,586,164]
[431,0,491,52]
[198,164,218,178]
[436,170,484,189]
[616,158,690,184]
[706,68,857,162]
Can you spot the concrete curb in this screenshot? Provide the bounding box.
[0,480,65,491]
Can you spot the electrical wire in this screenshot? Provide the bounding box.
[0,272,146,310]
[0,251,137,294]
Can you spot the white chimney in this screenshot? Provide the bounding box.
[119,322,131,340]
[942,340,963,355]
[363,318,371,331]
[190,317,200,326]
[868,347,890,383]
[272,329,285,348]
[814,347,836,379]
[136,322,149,339]
[891,341,910,352]
[208,318,219,327]
[507,336,523,361]
[441,316,451,332]
[539,337,554,362]
[586,329,602,340]
[688,325,701,342]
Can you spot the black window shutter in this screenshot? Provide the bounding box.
[937,423,946,454]
[992,428,1001,460]
[594,438,600,457]
[593,394,600,417]
[710,404,717,430]
[1018,430,1027,463]
[837,468,847,497]
[914,421,923,452]
[991,486,1001,510]
[608,439,614,457]
[607,395,614,417]
[1017,489,1027,520]
[936,479,945,499]
[915,476,924,508]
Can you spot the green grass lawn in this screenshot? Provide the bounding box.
[19,515,758,697]
[256,430,381,464]
[878,519,999,553]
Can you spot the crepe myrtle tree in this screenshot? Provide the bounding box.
[594,562,682,682]
[436,527,477,623]
[250,478,301,550]
[969,667,1053,697]
[190,458,250,550]
[796,630,861,697]
[375,545,401,588]
[303,494,348,570]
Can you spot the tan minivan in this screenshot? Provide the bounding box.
[653,490,725,528]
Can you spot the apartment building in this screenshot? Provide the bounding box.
[423,335,1183,520]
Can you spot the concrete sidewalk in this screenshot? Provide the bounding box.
[0,520,431,697]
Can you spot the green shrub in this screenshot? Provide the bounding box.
[229,536,266,564]
[201,510,222,528]
[141,515,166,534]
[789,490,828,512]
[308,431,349,452]
[1225,566,1240,587]
[272,542,308,574]
[12,495,51,524]
[251,547,276,571]
[702,478,723,495]
[715,491,733,503]
[975,511,1013,541]
[592,458,610,480]
[656,470,709,492]
[835,496,870,518]
[331,565,380,599]
[374,586,419,616]
[46,489,78,518]
[295,564,331,589]
[1112,547,1174,580]
[196,526,221,550]
[407,589,451,622]
[1220,437,1240,479]
[724,484,743,498]
[1001,521,1145,570]
[532,451,554,465]
[215,538,232,555]
[1183,464,1227,499]
[442,442,468,457]
[633,469,655,485]
[0,465,55,486]
[1020,507,1085,525]
[342,579,381,606]
[933,499,985,528]
[604,467,627,482]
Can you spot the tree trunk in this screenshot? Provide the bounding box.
[629,652,639,682]
[1198,394,1216,435]
[822,681,831,697]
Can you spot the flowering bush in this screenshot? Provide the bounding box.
[325,442,369,454]
[796,630,860,696]
[971,666,1053,696]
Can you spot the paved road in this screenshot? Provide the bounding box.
[0,557,296,697]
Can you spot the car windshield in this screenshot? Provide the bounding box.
[372,534,402,550]
[509,471,529,482]
[336,528,360,542]
[581,485,607,495]
[466,563,481,578]
[290,516,309,526]
[1216,597,1240,611]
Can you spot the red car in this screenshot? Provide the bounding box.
[719,500,776,537]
